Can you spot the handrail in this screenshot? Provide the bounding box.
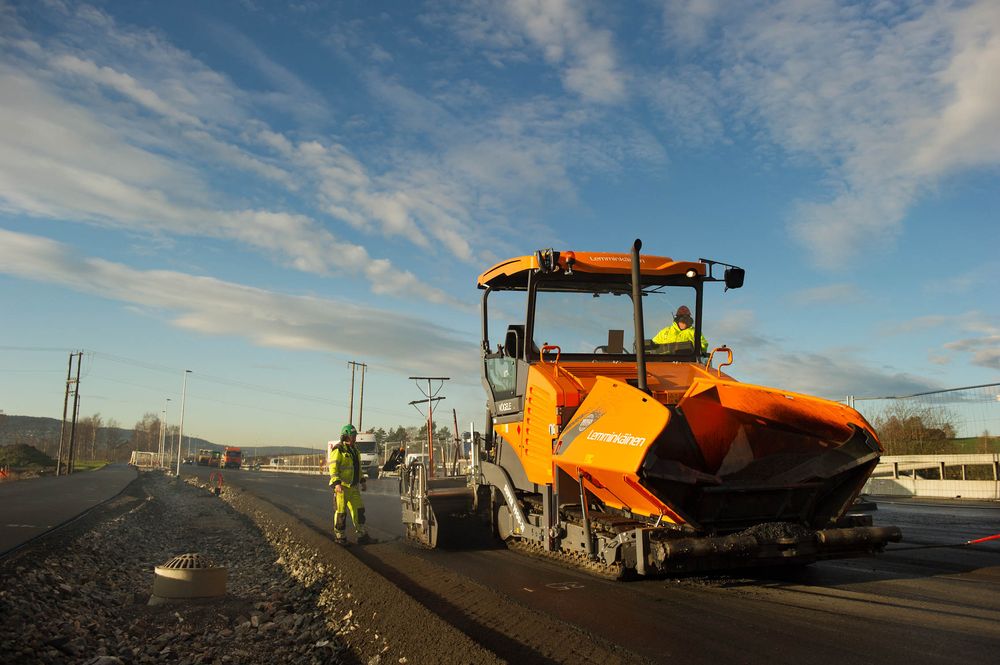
[540,344,561,364]
[705,345,733,376]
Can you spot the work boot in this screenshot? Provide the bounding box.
[334,534,348,546]
[356,533,373,545]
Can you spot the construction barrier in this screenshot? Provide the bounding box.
[865,454,1000,500]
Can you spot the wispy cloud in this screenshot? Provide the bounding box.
[0,65,456,304]
[880,314,952,336]
[709,308,773,351]
[652,0,1000,268]
[204,20,330,125]
[51,54,204,126]
[0,4,466,303]
[923,261,1000,295]
[789,283,863,306]
[741,351,942,401]
[0,0,661,283]
[944,335,1000,370]
[503,0,626,103]
[879,310,999,370]
[443,0,627,104]
[0,228,478,376]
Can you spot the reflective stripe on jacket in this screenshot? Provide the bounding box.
[329,443,362,487]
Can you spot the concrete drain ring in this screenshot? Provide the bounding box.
[150,552,228,605]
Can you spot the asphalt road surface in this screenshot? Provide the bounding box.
[187,466,1000,664]
[0,464,137,555]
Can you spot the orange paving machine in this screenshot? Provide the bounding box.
[400,240,901,577]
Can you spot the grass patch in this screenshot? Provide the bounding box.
[73,460,109,471]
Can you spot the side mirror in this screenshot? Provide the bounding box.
[724,267,745,290]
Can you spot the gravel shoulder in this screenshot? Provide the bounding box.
[0,471,499,665]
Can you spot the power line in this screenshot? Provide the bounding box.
[86,363,415,420]
[90,350,351,407]
[6,347,423,423]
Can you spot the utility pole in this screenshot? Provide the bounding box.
[159,398,171,469]
[358,363,367,430]
[67,352,83,474]
[56,352,73,476]
[176,370,191,475]
[348,361,356,424]
[347,361,366,425]
[68,386,80,473]
[408,376,449,478]
[452,408,461,475]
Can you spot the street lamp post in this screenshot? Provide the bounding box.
[159,398,171,469]
[176,370,191,475]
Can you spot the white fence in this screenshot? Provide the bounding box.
[128,450,160,469]
[256,464,323,475]
[865,454,1000,500]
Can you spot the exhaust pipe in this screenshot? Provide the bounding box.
[630,239,648,394]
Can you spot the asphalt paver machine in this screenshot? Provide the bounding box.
[401,241,900,577]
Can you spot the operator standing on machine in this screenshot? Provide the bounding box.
[329,424,370,545]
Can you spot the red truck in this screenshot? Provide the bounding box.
[222,447,242,469]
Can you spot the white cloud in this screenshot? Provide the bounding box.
[944,334,1000,370]
[908,2,1000,176]
[662,0,723,50]
[0,228,478,376]
[652,0,1000,268]
[203,21,330,125]
[51,54,204,126]
[0,7,469,304]
[878,310,999,370]
[504,0,626,103]
[709,308,772,351]
[645,66,726,145]
[2,1,614,277]
[742,351,942,400]
[444,0,627,104]
[923,262,1000,295]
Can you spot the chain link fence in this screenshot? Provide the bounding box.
[847,383,1000,459]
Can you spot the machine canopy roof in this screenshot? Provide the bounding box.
[478,251,706,290]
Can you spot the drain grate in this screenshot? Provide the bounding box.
[160,553,214,570]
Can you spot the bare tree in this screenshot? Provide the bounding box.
[872,402,958,455]
[72,414,105,462]
[133,412,161,453]
[105,418,125,462]
[979,429,994,454]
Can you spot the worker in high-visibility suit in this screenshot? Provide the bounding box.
[329,424,370,545]
[651,305,709,354]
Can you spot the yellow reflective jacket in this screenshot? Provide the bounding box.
[651,323,709,353]
[328,442,362,487]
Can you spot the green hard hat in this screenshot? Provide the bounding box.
[341,424,357,437]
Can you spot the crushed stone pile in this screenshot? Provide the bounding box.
[0,472,496,665]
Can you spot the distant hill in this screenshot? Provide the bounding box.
[0,414,318,460]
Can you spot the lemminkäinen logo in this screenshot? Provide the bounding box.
[585,431,647,447]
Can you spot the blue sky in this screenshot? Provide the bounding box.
[1,0,997,447]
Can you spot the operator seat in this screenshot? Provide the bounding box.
[504,325,525,358]
[504,325,541,358]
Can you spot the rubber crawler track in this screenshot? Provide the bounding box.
[506,536,626,580]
